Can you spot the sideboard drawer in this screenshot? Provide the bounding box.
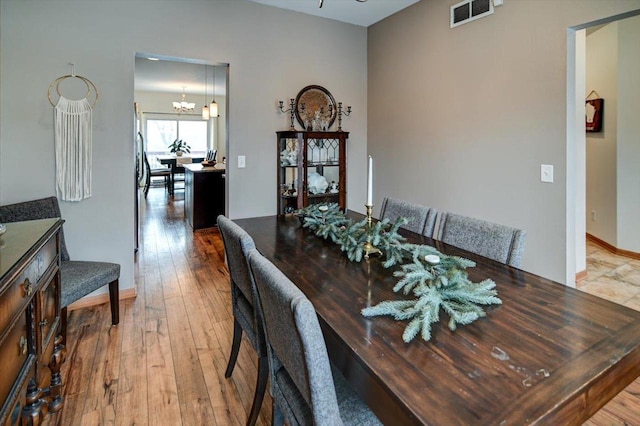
[35,238,58,283]
[0,313,29,409]
[0,237,57,341]
[0,264,37,341]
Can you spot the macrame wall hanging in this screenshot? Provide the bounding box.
[48,63,98,201]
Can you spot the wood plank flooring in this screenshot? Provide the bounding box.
[50,187,639,425]
[51,188,272,425]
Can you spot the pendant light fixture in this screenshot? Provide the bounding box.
[210,65,219,118]
[202,65,210,120]
[172,86,195,113]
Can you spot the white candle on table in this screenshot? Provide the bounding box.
[367,155,373,206]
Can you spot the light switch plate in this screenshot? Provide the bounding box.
[238,155,246,168]
[493,0,503,6]
[541,164,553,183]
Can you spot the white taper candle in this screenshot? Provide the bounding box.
[367,155,373,206]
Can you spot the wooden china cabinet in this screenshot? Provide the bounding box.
[277,131,348,215]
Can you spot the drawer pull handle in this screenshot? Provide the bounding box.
[19,336,28,355]
[24,278,33,297]
[40,319,49,327]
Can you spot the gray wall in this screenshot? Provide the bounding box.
[616,15,640,253]
[586,23,618,245]
[586,15,640,253]
[368,0,640,282]
[0,0,367,294]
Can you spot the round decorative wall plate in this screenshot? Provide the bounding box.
[294,85,337,130]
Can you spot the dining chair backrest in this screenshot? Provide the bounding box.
[436,212,527,267]
[0,196,70,261]
[143,151,151,174]
[380,197,438,236]
[247,249,343,425]
[217,215,263,352]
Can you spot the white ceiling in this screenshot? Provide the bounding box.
[248,0,420,27]
[135,54,226,96]
[135,0,418,94]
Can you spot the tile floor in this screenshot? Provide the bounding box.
[577,240,640,311]
[578,240,640,425]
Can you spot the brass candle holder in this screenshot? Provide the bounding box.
[363,204,382,259]
[278,98,296,130]
[336,102,352,132]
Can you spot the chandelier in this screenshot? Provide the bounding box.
[172,86,195,113]
[319,0,367,7]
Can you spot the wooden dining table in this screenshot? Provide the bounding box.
[156,154,205,195]
[234,212,640,425]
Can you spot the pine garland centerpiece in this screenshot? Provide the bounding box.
[296,203,502,342]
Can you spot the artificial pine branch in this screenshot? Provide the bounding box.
[337,218,369,262]
[363,253,501,342]
[374,218,410,268]
[298,203,349,243]
[296,204,502,342]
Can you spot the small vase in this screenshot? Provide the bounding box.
[176,151,183,157]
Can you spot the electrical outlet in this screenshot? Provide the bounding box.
[238,155,246,168]
[591,210,596,221]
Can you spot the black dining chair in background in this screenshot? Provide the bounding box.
[143,152,171,198]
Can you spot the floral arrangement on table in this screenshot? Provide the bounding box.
[297,203,502,343]
[168,139,191,156]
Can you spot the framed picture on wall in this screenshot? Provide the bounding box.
[586,98,603,132]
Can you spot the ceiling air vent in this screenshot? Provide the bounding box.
[450,0,493,28]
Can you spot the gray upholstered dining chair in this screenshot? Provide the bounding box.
[0,196,120,343]
[217,215,267,426]
[247,248,382,426]
[435,212,527,267]
[380,197,438,236]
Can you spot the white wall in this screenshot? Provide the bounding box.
[368,0,640,283]
[0,0,367,295]
[584,15,640,253]
[586,23,618,245]
[617,15,640,252]
[572,29,587,282]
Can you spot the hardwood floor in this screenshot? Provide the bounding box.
[50,187,639,425]
[52,187,272,425]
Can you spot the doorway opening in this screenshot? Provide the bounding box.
[133,53,229,239]
[567,9,640,287]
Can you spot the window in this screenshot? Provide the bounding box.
[178,121,207,153]
[146,118,208,155]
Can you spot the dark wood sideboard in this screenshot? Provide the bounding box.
[0,219,65,425]
[184,164,225,230]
